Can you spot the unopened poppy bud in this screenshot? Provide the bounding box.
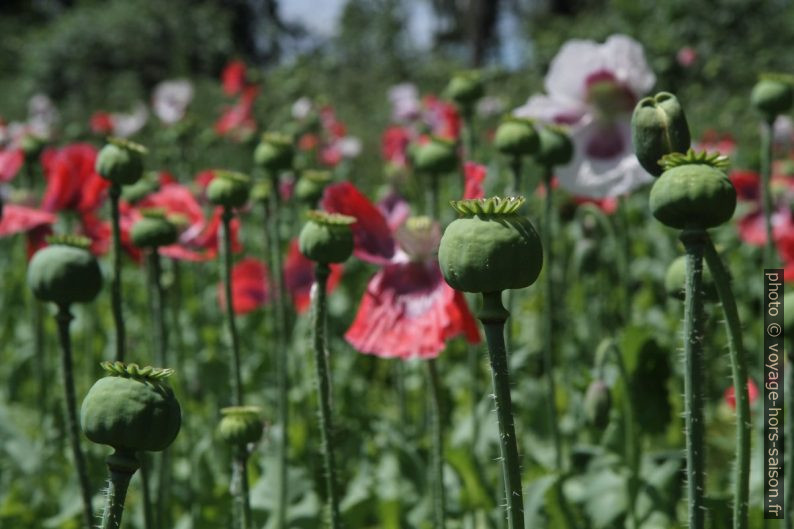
[535,124,574,167]
[131,209,178,249]
[584,380,611,429]
[650,150,735,230]
[664,254,719,302]
[445,71,485,110]
[439,197,542,293]
[253,132,294,172]
[751,75,794,123]
[299,211,355,264]
[493,117,538,157]
[218,406,264,446]
[207,170,251,209]
[295,170,332,205]
[414,136,458,175]
[81,362,181,453]
[96,138,147,186]
[27,235,102,305]
[631,92,691,176]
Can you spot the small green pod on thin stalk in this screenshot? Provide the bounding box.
[298,211,355,265]
[96,138,147,186]
[207,171,252,210]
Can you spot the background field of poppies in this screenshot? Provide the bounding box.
[2,1,794,528]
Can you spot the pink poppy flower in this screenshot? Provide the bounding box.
[515,34,656,198]
[0,148,24,183]
[321,182,480,360]
[382,126,412,166]
[217,257,270,314]
[0,204,55,238]
[463,162,486,199]
[215,86,259,140]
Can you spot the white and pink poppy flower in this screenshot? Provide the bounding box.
[515,34,656,198]
[111,102,149,138]
[152,80,194,124]
[388,83,421,123]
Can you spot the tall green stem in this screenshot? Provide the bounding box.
[703,236,750,529]
[101,451,140,529]
[109,184,126,362]
[681,230,707,529]
[55,305,94,529]
[760,119,776,267]
[478,292,524,529]
[312,264,342,528]
[221,209,244,407]
[463,109,476,163]
[230,447,252,529]
[509,157,522,196]
[139,455,154,529]
[267,174,290,529]
[427,358,446,529]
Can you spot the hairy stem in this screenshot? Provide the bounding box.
[312,264,343,528]
[230,447,252,529]
[101,451,140,529]
[703,236,750,529]
[221,209,244,406]
[478,291,524,529]
[427,358,446,529]
[110,184,126,362]
[55,305,94,529]
[760,119,776,267]
[681,230,707,529]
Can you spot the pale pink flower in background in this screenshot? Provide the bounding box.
[388,83,421,123]
[676,47,697,68]
[28,94,58,140]
[292,97,313,120]
[337,136,362,159]
[111,102,149,138]
[515,34,656,198]
[476,96,505,118]
[152,80,194,124]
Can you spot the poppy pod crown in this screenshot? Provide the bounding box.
[445,70,485,109]
[207,170,251,209]
[218,405,264,446]
[27,234,102,305]
[535,124,574,168]
[131,208,179,249]
[494,117,539,157]
[631,91,691,176]
[81,361,181,453]
[414,136,458,175]
[96,137,147,186]
[299,211,356,264]
[254,132,294,172]
[649,149,736,231]
[438,196,543,293]
[751,74,794,122]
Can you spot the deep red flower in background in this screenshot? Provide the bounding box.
[322,182,480,359]
[215,86,259,140]
[90,111,115,135]
[463,162,486,199]
[284,240,343,314]
[729,170,760,201]
[217,257,271,314]
[423,95,461,140]
[697,130,736,158]
[41,144,108,213]
[221,60,247,96]
[723,379,759,410]
[382,126,411,166]
[0,148,24,183]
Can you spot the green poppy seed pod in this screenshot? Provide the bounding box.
[751,76,794,122]
[27,235,102,305]
[207,170,251,209]
[131,209,178,249]
[298,211,356,264]
[445,71,484,110]
[414,136,458,175]
[218,406,264,446]
[253,133,294,172]
[250,180,272,204]
[295,170,332,205]
[96,138,147,186]
[493,117,539,157]
[584,380,611,430]
[664,255,718,302]
[81,362,181,453]
[536,124,574,167]
[649,150,736,231]
[438,197,543,293]
[631,92,691,176]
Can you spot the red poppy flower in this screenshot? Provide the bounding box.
[41,143,108,213]
[730,170,760,201]
[284,240,343,314]
[215,86,259,140]
[423,95,461,140]
[299,133,319,152]
[382,126,411,166]
[322,182,480,359]
[217,257,270,314]
[723,379,759,410]
[572,196,619,215]
[221,60,247,96]
[0,148,24,183]
[90,111,115,135]
[463,162,486,199]
[697,130,736,158]
[0,204,55,237]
